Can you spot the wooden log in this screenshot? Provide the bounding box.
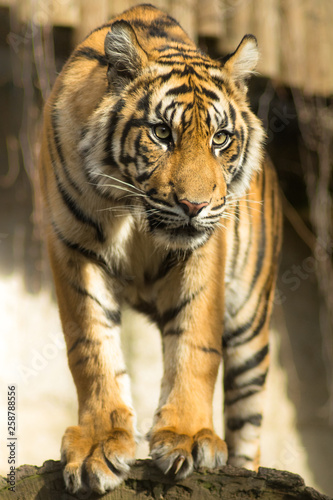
[73,0,109,46]
[0,459,331,500]
[197,0,225,40]
[218,0,253,55]
[327,0,333,96]
[49,0,80,28]
[15,0,80,27]
[303,0,333,96]
[251,0,280,79]
[109,0,135,18]
[280,0,306,90]
[169,0,197,41]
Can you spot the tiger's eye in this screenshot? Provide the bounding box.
[212,131,228,146]
[154,124,171,141]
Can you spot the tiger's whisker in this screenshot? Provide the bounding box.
[94,172,145,193]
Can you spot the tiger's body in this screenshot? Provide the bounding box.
[39,4,282,495]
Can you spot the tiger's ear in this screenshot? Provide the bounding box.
[222,35,259,90]
[104,20,148,92]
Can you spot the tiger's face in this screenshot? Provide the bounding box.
[81,23,265,251]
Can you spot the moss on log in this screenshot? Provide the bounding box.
[0,459,331,500]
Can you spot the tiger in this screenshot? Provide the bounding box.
[38,3,282,495]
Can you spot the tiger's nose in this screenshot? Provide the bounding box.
[179,199,209,217]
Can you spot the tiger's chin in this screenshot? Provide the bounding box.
[151,224,213,251]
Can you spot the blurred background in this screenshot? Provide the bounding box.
[0,0,333,496]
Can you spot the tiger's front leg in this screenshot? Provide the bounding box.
[149,240,228,478]
[48,238,136,495]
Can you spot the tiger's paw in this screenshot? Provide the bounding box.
[192,429,228,469]
[61,417,136,495]
[149,430,194,479]
[149,428,228,480]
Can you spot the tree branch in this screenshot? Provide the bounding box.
[0,459,330,500]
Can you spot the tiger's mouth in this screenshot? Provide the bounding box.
[145,211,215,249]
[169,224,205,238]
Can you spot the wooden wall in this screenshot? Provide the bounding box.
[5,0,333,95]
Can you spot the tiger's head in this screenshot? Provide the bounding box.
[80,7,265,251]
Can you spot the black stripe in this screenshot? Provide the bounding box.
[236,371,268,391]
[230,167,245,185]
[133,289,202,333]
[225,388,260,406]
[223,286,270,348]
[228,128,244,174]
[156,71,175,85]
[240,126,252,173]
[156,45,199,54]
[158,299,191,330]
[169,107,177,128]
[52,222,123,282]
[132,300,159,324]
[202,214,221,222]
[206,112,211,130]
[223,313,255,347]
[68,337,101,355]
[51,108,82,195]
[199,346,221,356]
[211,199,226,211]
[104,99,126,167]
[163,328,184,336]
[228,142,241,164]
[230,202,240,279]
[75,354,98,367]
[210,76,225,89]
[158,288,202,330]
[181,102,194,133]
[157,52,214,68]
[212,103,224,123]
[166,83,192,96]
[200,86,219,101]
[233,299,269,348]
[163,101,177,121]
[71,282,121,327]
[105,309,121,325]
[239,198,252,273]
[53,168,105,243]
[156,59,218,71]
[146,188,157,197]
[224,344,269,392]
[136,163,161,183]
[137,92,151,112]
[227,414,262,431]
[120,117,147,167]
[130,18,183,41]
[149,196,173,208]
[72,47,107,66]
[231,173,266,318]
[249,170,266,290]
[137,140,154,170]
[156,67,206,86]
[229,102,236,128]
[144,251,178,285]
[157,52,199,61]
